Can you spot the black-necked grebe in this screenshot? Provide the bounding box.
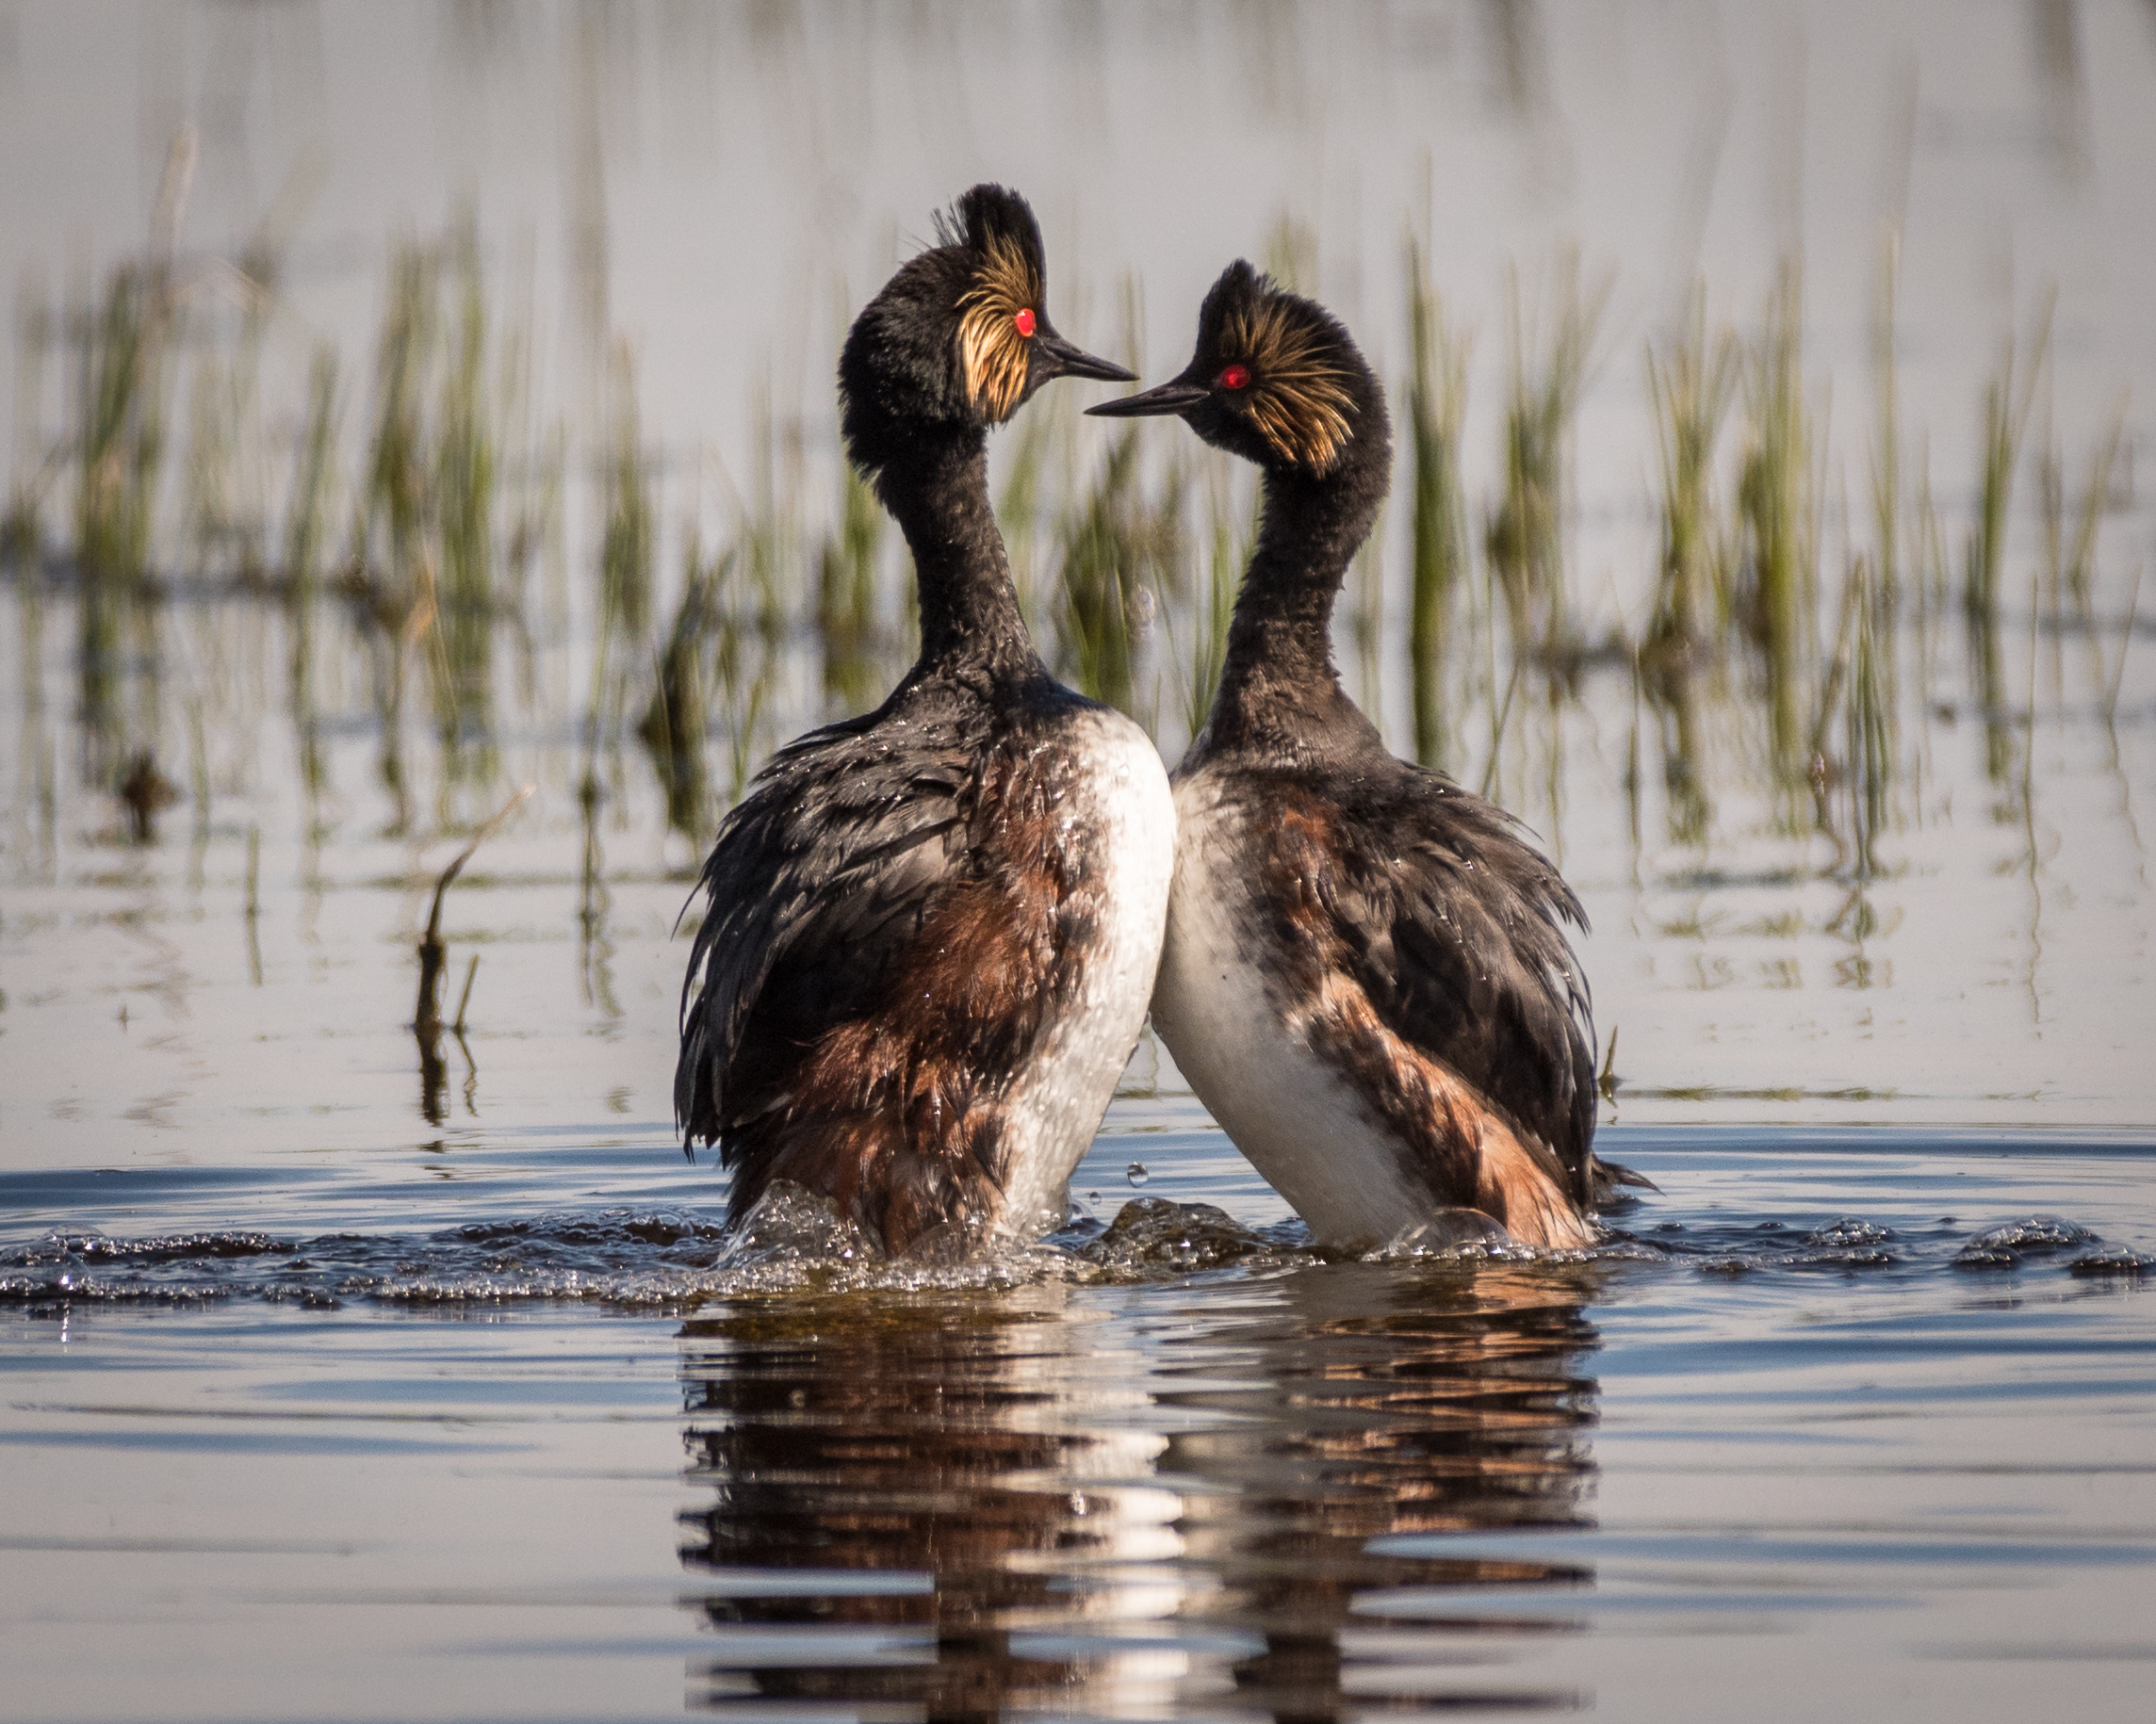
[1091,260,1619,1250]
[677,186,1175,1256]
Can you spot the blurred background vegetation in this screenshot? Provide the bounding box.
[3,1,2150,1128]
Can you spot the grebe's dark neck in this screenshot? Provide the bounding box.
[1204,431,1389,758]
[875,427,1039,681]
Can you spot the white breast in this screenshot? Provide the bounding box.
[995,708,1176,1237]
[1149,778,1433,1252]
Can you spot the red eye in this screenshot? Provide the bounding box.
[1218,363,1251,391]
[1014,308,1036,337]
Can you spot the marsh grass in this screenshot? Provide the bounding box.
[1905,444,1951,791]
[1735,261,1823,797]
[70,255,185,789]
[283,344,340,795]
[1641,656,1712,849]
[2042,397,2128,623]
[734,382,806,644]
[11,191,2140,919]
[429,219,497,772]
[591,337,654,758]
[283,347,341,596]
[639,529,727,845]
[712,539,779,806]
[182,345,258,586]
[1643,290,1738,672]
[3,273,53,567]
[1047,435,1138,724]
[1054,426,1183,721]
[1817,243,1911,874]
[1842,550,1896,875]
[63,135,196,796]
[1484,257,1608,675]
[329,220,553,817]
[345,236,438,823]
[1263,215,1318,296]
[1963,300,2051,634]
[1158,455,1250,742]
[1404,237,1470,767]
[479,265,553,723]
[1809,546,1898,876]
[997,390,1061,635]
[413,782,531,1123]
[1636,290,1741,849]
[817,462,885,716]
[6,275,56,862]
[1870,233,1903,607]
[351,237,436,623]
[74,259,178,592]
[1962,308,2050,786]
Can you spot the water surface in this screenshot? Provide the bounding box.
[5,1121,2151,1722]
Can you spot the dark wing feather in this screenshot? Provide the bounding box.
[1312,766,1597,1204]
[674,709,972,1159]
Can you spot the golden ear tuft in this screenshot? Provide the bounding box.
[1222,297,1356,472]
[956,231,1043,422]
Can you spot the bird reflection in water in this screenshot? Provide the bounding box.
[676,1260,1599,1719]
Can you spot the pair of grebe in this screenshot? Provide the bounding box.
[677,187,1618,1256]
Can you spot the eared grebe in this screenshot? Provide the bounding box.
[1091,261,1619,1250]
[677,186,1175,1257]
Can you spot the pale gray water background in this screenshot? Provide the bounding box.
[4,4,2155,1719]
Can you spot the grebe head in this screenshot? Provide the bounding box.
[1087,259,1385,479]
[839,184,1132,479]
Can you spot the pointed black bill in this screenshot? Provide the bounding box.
[1086,378,1210,418]
[1034,332,1135,383]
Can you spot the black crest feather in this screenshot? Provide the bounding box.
[1198,261,1360,473]
[939,186,1048,422]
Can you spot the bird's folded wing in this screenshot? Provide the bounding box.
[1292,770,1598,1205]
[675,714,970,1153]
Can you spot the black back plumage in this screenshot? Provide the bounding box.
[1097,262,1605,1222]
[676,673,1071,1187]
[675,186,1138,1248]
[1280,756,1596,1202]
[675,700,968,1157]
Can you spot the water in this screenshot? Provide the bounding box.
[4,6,2155,1717]
[4,1122,2152,1721]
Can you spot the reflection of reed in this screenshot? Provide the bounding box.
[639,535,725,847]
[576,772,618,1019]
[676,1263,1597,1719]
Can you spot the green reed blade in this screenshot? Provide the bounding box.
[1405,236,1470,768]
